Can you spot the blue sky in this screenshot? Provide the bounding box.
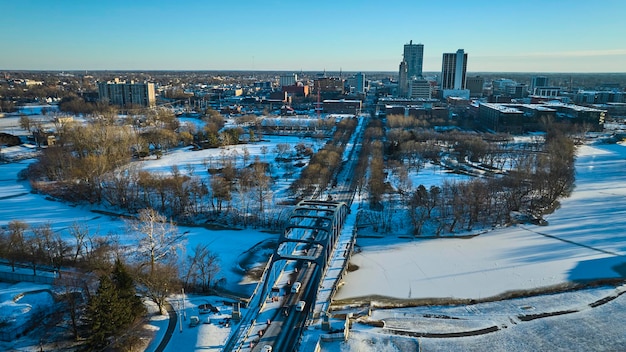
[2,0,625,72]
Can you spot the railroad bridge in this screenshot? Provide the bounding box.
[258,200,349,308]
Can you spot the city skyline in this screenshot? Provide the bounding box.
[2,0,625,73]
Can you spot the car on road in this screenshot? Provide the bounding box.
[262,345,272,352]
[296,300,306,312]
[291,281,301,293]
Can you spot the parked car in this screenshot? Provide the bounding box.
[189,316,200,327]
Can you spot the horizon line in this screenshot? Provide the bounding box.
[3,69,626,75]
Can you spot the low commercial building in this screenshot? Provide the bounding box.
[375,97,439,117]
[408,78,432,99]
[322,99,362,114]
[478,102,605,133]
[282,84,310,98]
[466,76,484,98]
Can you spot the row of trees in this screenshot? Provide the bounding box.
[386,128,520,172]
[386,112,455,130]
[290,117,358,198]
[0,210,220,292]
[0,220,118,275]
[88,151,277,226]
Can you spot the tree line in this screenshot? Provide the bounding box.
[289,117,358,199]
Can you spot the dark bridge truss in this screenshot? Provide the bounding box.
[259,200,349,306]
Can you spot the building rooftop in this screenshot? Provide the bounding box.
[481,102,605,113]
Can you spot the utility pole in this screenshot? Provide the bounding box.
[182,288,186,320]
[178,300,183,333]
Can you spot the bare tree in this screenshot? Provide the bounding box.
[274,143,291,160]
[408,185,429,236]
[183,243,220,292]
[129,208,186,275]
[6,220,28,272]
[19,115,33,133]
[56,273,90,340]
[83,233,119,274]
[69,222,89,264]
[137,262,180,315]
[24,230,44,275]
[32,222,70,276]
[210,176,232,213]
[252,157,272,216]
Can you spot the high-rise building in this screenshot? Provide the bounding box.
[441,49,468,90]
[354,72,366,94]
[403,40,424,79]
[98,78,155,107]
[398,60,408,97]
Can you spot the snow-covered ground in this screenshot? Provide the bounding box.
[336,142,626,301]
[320,141,626,351]
[323,284,626,352]
[0,115,323,350]
[2,111,626,351]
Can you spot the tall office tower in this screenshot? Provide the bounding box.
[98,78,156,107]
[403,40,424,79]
[354,72,366,94]
[398,60,409,97]
[441,49,468,90]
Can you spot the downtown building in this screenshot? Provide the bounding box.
[478,102,606,133]
[404,40,424,79]
[398,40,424,97]
[98,78,156,107]
[466,76,485,98]
[279,73,298,87]
[408,77,432,99]
[441,49,469,99]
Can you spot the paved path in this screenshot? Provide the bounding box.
[153,301,177,352]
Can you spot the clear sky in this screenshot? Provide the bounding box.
[2,0,625,72]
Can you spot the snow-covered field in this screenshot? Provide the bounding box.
[336,142,626,301]
[321,142,626,351]
[323,284,626,352]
